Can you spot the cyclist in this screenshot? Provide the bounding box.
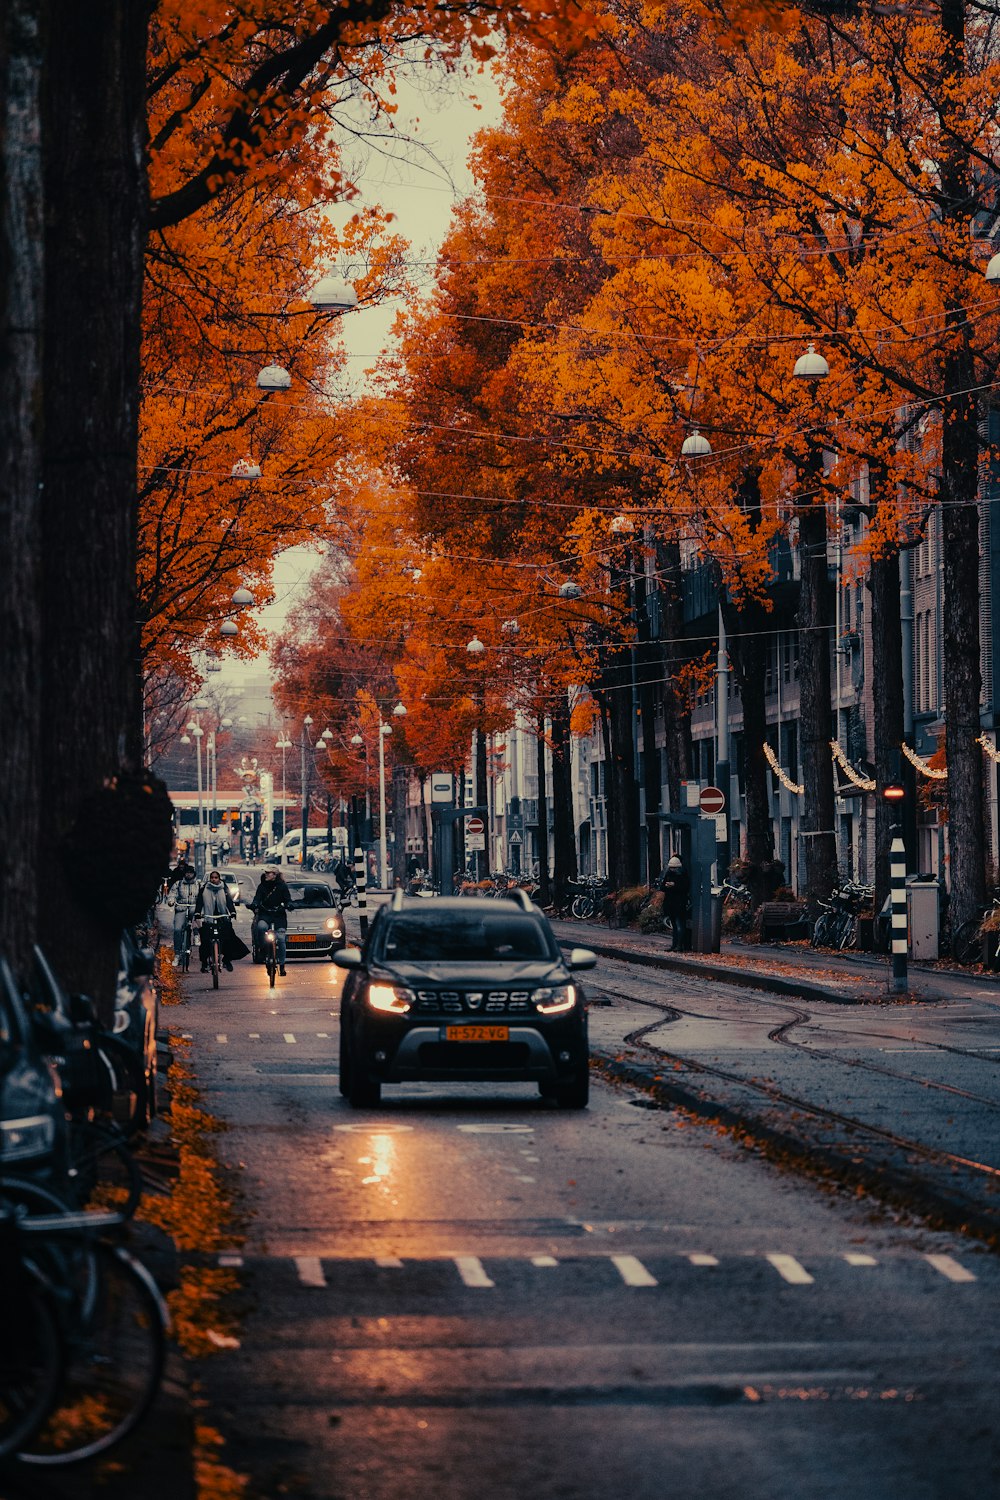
[249,868,292,976]
[333,857,354,905]
[168,863,200,967]
[195,869,241,972]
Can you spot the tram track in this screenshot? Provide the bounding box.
[585,968,1000,1245]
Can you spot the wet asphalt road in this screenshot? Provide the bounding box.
[175,895,1000,1500]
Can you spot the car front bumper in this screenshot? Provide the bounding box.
[356,1013,588,1083]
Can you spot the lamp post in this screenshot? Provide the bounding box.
[299,714,314,865]
[377,703,407,888]
[275,731,292,843]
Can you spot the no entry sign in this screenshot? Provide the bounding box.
[466,815,486,851]
[699,785,726,815]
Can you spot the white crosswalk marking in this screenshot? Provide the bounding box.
[611,1255,657,1287]
[531,1255,559,1267]
[844,1254,878,1267]
[294,1256,327,1287]
[375,1257,404,1268]
[283,1033,296,1044]
[689,1254,719,1267]
[766,1254,814,1285]
[925,1255,976,1283]
[455,1256,494,1288]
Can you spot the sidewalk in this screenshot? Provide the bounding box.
[552,917,999,1006]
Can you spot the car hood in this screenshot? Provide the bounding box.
[373,959,566,986]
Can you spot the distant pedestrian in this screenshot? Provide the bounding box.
[659,854,690,952]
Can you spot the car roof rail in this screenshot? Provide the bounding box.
[391,887,406,911]
[507,888,534,912]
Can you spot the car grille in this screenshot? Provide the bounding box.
[417,1041,531,1068]
[411,989,533,1015]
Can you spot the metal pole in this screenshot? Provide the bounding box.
[378,717,388,890]
[194,726,205,876]
[354,844,368,940]
[715,604,731,884]
[890,825,908,994]
[280,744,286,843]
[300,726,308,866]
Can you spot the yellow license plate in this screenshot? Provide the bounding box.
[288,934,314,943]
[444,1025,509,1042]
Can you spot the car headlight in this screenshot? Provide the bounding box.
[1,1114,56,1161]
[325,917,341,931]
[366,983,414,1015]
[531,983,577,1015]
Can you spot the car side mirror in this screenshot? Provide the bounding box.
[566,948,597,971]
[332,947,364,970]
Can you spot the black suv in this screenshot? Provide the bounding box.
[335,892,596,1109]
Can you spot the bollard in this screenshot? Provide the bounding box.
[354,846,368,940]
[890,825,907,994]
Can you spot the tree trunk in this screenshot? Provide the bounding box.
[725,602,775,874]
[796,483,838,899]
[0,0,46,972]
[635,565,663,884]
[534,712,550,906]
[657,541,693,811]
[38,1,151,1018]
[937,0,986,930]
[392,764,408,887]
[869,537,906,917]
[604,646,641,891]
[474,720,489,876]
[550,689,578,909]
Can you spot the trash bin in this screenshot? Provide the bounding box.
[906,876,939,960]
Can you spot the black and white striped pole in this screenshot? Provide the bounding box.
[354,845,368,941]
[890,824,907,994]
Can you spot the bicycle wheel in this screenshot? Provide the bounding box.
[267,949,277,989]
[0,1269,62,1460]
[951,917,983,966]
[570,895,588,920]
[65,1121,143,1219]
[211,937,220,989]
[17,1242,168,1466]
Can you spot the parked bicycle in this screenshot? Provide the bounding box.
[569,875,611,921]
[810,880,875,951]
[949,894,1000,966]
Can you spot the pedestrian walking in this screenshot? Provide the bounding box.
[659,854,690,952]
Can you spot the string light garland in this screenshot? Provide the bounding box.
[977,732,1000,764]
[763,741,803,794]
[829,740,876,791]
[902,742,947,779]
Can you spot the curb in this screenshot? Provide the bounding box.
[590,1045,1000,1247]
[572,936,882,1006]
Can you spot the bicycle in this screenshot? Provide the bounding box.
[1,1188,169,1465]
[175,913,195,973]
[261,917,279,988]
[950,895,1000,965]
[199,915,224,988]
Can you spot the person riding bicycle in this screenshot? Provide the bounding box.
[195,869,242,972]
[168,864,200,966]
[333,857,354,902]
[249,869,292,976]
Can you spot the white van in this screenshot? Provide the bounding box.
[272,829,346,866]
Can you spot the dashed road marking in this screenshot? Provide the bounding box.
[317,1032,329,1038]
[249,1033,260,1039]
[844,1253,878,1267]
[283,1033,297,1044]
[455,1256,494,1288]
[689,1254,719,1267]
[926,1254,976,1283]
[294,1256,327,1287]
[375,1257,404,1268]
[218,1254,243,1268]
[766,1254,814,1285]
[531,1255,558,1267]
[611,1255,657,1288]
[216,1034,228,1043]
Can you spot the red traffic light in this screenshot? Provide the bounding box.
[882,782,905,801]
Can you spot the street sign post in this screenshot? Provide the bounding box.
[466,815,486,852]
[431,774,454,804]
[699,785,726,816]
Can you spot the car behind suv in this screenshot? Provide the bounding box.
[335,892,595,1108]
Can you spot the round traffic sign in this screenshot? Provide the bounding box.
[466,816,485,835]
[699,785,726,815]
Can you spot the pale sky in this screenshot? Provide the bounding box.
[221,58,504,686]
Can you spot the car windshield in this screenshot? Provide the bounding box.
[378,912,553,962]
[287,884,334,908]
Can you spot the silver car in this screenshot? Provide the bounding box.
[282,876,346,960]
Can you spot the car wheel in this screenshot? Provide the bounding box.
[346,1032,381,1107]
[554,1063,589,1110]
